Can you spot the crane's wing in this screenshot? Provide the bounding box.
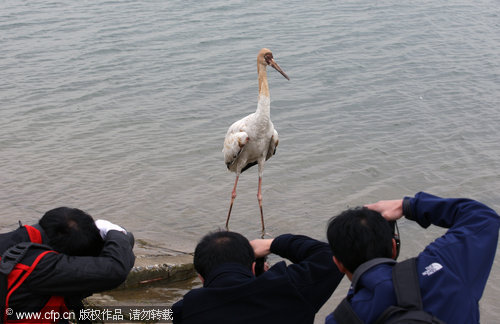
[223,118,250,168]
[266,129,279,161]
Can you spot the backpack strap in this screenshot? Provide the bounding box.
[0,242,54,324]
[374,258,421,324]
[24,225,43,244]
[374,305,439,324]
[0,242,38,276]
[374,257,444,324]
[333,258,396,324]
[4,249,56,323]
[0,225,48,275]
[351,258,396,292]
[333,298,364,324]
[392,257,422,309]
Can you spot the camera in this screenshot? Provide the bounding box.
[255,257,267,276]
[388,221,401,259]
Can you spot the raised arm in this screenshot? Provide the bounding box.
[26,230,135,296]
[253,234,344,312]
[367,192,500,300]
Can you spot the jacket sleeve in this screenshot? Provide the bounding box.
[25,230,135,296]
[404,192,500,299]
[172,299,183,324]
[270,234,344,312]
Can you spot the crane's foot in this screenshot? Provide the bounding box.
[260,229,273,239]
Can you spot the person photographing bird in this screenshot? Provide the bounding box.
[326,192,500,324]
[172,230,343,324]
[223,48,289,238]
[0,207,135,323]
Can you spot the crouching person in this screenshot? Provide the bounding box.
[172,230,344,324]
[0,207,135,323]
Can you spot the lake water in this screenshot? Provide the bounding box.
[1,0,499,322]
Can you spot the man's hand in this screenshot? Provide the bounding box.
[250,239,274,258]
[364,199,404,221]
[95,219,127,239]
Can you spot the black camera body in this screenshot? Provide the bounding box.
[388,221,401,259]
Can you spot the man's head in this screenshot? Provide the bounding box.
[194,230,255,280]
[39,207,104,256]
[327,207,395,275]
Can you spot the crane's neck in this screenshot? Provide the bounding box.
[256,63,271,120]
[257,63,270,99]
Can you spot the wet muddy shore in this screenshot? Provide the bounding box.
[85,237,200,312]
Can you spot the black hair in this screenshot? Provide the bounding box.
[327,207,393,273]
[194,230,255,279]
[39,207,104,256]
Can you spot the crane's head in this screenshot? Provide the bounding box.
[258,48,290,80]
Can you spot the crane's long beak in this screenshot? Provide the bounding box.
[270,59,290,80]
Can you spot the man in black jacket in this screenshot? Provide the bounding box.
[172,230,343,324]
[0,207,135,322]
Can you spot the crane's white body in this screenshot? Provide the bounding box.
[222,48,288,237]
[223,95,279,178]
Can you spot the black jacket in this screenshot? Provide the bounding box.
[172,234,343,324]
[0,224,135,316]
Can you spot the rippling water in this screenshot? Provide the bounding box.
[1,0,499,321]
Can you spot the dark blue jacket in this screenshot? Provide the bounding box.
[326,192,500,324]
[172,234,344,324]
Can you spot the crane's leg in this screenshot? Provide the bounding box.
[257,176,265,238]
[226,174,239,231]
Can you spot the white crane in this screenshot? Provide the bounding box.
[223,48,289,237]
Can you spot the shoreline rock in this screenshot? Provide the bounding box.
[120,253,196,289]
[85,251,198,310]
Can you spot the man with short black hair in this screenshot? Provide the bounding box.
[193,231,255,280]
[38,207,104,256]
[327,207,397,274]
[172,230,344,324]
[0,207,135,323]
[326,192,500,324]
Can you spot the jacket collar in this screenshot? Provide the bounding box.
[351,258,395,292]
[33,224,50,244]
[18,222,50,245]
[345,258,397,298]
[204,263,254,288]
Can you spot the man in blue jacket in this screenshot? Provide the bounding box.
[326,192,500,323]
[172,230,344,324]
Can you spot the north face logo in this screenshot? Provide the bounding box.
[422,262,443,276]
